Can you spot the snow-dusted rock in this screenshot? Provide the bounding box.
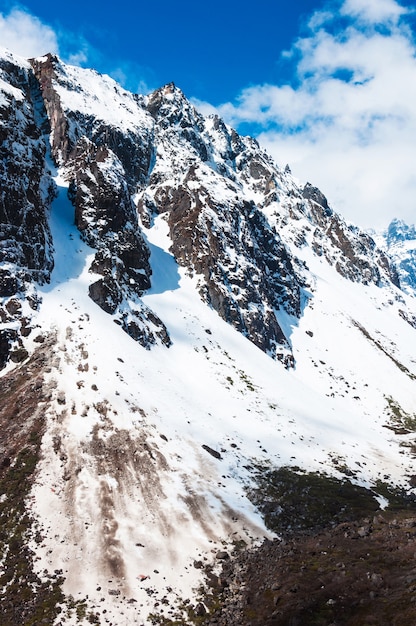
[0,50,54,366]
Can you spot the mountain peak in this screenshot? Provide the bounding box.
[159,80,179,95]
[146,80,197,122]
[387,217,416,244]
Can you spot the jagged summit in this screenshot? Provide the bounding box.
[1,48,416,624]
[386,217,416,246]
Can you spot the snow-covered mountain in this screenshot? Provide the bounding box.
[374,218,416,296]
[1,48,416,624]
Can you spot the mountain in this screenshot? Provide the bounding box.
[1,48,416,625]
[374,218,416,295]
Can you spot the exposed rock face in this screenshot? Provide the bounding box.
[162,175,303,364]
[139,84,309,364]
[302,183,400,287]
[30,53,154,189]
[29,54,170,349]
[29,54,70,163]
[0,51,54,367]
[67,137,151,287]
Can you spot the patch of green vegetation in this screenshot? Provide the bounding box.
[385,395,416,434]
[373,479,416,511]
[246,464,416,535]
[148,615,185,625]
[246,465,381,534]
[61,594,100,624]
[328,453,356,477]
[238,369,256,392]
[148,605,205,626]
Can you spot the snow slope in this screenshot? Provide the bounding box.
[20,163,416,625]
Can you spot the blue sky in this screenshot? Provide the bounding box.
[1,0,416,230]
[0,0,330,102]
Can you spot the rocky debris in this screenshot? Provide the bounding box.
[0,336,53,461]
[200,511,416,626]
[192,465,416,626]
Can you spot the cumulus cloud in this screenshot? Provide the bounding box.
[340,0,408,24]
[218,0,416,230]
[0,7,59,57]
[0,4,102,68]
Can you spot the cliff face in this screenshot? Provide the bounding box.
[0,51,54,367]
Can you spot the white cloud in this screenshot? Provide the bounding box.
[217,0,416,230]
[0,5,94,65]
[341,0,408,24]
[0,7,58,57]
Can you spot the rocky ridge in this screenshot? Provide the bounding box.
[0,50,408,369]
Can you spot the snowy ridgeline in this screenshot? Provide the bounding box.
[1,48,416,625]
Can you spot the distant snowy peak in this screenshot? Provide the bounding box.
[375,218,416,294]
[386,218,416,247]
